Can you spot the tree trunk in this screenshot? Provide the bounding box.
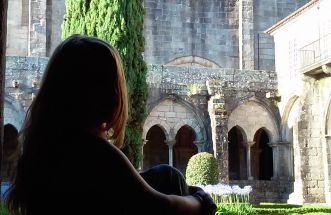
[0,0,8,197]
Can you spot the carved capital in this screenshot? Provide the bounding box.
[243,141,255,147]
[165,140,176,148]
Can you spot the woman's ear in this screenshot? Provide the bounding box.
[93,122,112,141]
[102,122,112,131]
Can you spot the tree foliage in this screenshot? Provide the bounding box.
[62,0,148,168]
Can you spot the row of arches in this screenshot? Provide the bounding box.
[143,95,279,180]
[143,125,198,174]
[228,126,273,180]
[143,123,274,181]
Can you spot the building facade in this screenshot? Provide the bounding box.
[267,0,331,204]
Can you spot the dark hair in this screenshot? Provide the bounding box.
[5,35,128,214]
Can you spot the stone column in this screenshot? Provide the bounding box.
[287,122,304,205]
[139,139,148,171]
[193,140,205,152]
[206,80,228,183]
[273,141,293,180]
[165,140,176,166]
[245,141,255,180]
[28,0,47,56]
[324,135,331,203]
[239,0,254,70]
[270,142,279,180]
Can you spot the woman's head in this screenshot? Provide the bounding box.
[25,35,128,147]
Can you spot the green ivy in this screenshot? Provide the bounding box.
[62,0,148,168]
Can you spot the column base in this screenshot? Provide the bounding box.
[287,191,304,205]
[287,180,304,205]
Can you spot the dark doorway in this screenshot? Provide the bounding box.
[252,128,273,180]
[174,125,198,174]
[143,125,168,171]
[228,126,247,180]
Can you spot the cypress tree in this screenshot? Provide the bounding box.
[62,0,148,168]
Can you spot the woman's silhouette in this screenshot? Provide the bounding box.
[5,35,215,215]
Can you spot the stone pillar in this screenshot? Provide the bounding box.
[245,141,255,180]
[165,140,175,166]
[193,140,205,152]
[270,142,279,180]
[140,139,148,171]
[239,0,254,70]
[272,141,293,180]
[206,80,228,183]
[28,0,47,56]
[287,122,304,205]
[324,135,331,204]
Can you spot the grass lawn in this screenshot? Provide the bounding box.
[253,203,331,215]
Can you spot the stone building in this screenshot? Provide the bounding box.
[6,0,329,204]
[266,0,331,204]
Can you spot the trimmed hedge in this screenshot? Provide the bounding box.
[185,152,219,186]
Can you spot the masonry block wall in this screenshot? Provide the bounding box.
[297,77,331,203]
[47,0,66,55]
[7,0,311,67]
[253,0,309,70]
[5,56,47,109]
[7,0,29,56]
[144,0,239,68]
[143,0,309,70]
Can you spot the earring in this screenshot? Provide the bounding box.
[106,128,114,140]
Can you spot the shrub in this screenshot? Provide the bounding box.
[185,152,219,186]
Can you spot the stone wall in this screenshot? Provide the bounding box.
[270,0,331,204]
[230,180,293,204]
[253,0,309,71]
[297,76,331,203]
[144,0,239,68]
[143,0,310,70]
[5,56,47,110]
[48,0,66,55]
[7,0,29,56]
[6,0,311,66]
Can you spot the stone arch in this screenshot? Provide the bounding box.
[4,95,25,131]
[229,125,247,143]
[143,121,170,141]
[325,98,331,198]
[143,125,169,171]
[144,96,207,142]
[281,95,300,141]
[280,95,300,181]
[173,119,203,141]
[228,125,247,180]
[167,56,221,68]
[252,128,273,180]
[173,125,198,173]
[227,99,280,143]
[326,99,331,136]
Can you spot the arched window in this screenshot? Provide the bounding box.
[228,126,247,180]
[252,128,273,180]
[143,125,168,171]
[173,125,198,174]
